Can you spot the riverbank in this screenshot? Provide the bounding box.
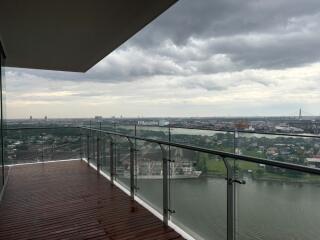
[203,171,320,184]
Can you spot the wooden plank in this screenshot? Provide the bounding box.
[0,161,185,240]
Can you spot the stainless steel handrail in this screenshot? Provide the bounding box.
[7,126,320,175]
[80,126,320,175]
[90,123,320,138]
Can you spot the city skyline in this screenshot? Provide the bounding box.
[5,0,320,118]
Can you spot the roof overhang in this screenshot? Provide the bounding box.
[0,0,177,72]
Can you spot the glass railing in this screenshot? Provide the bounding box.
[92,123,320,168]
[233,157,320,240]
[100,134,111,175]
[171,127,234,153]
[81,126,320,240]
[237,131,320,164]
[114,135,131,190]
[6,127,81,164]
[169,147,228,240]
[136,125,170,141]
[135,139,163,213]
[6,125,320,240]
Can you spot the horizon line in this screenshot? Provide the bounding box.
[6,115,320,120]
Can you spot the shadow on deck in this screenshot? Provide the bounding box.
[0,160,184,240]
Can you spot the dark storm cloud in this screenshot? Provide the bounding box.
[130,0,320,70]
[132,0,320,45]
[179,78,228,91]
[8,0,320,84]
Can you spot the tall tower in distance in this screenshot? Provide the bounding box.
[299,108,302,120]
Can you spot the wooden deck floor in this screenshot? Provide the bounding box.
[0,160,184,240]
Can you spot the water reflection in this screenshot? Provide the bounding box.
[130,176,320,240]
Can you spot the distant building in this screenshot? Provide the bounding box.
[299,108,302,120]
[137,120,158,126]
[29,116,32,120]
[266,147,278,156]
[159,119,169,126]
[306,157,320,168]
[235,120,249,130]
[44,116,47,121]
[94,116,103,121]
[275,124,304,133]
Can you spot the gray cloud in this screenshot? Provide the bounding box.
[129,0,320,70]
[178,78,227,91]
[132,0,320,44]
[6,0,320,85]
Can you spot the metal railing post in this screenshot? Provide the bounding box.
[227,172,235,240]
[97,134,100,173]
[159,144,169,226]
[168,125,172,211]
[130,147,135,199]
[92,134,95,164]
[222,157,237,240]
[86,134,90,165]
[51,143,54,160]
[233,130,236,154]
[234,130,239,155]
[89,121,92,163]
[233,130,238,239]
[110,140,114,184]
[127,137,135,200]
[134,124,137,189]
[80,130,83,161]
[41,134,44,162]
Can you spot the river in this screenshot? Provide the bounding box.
[117,176,320,240]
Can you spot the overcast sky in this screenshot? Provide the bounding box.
[5,0,320,118]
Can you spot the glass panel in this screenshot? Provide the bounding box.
[235,159,320,240]
[101,121,117,131]
[238,132,320,166]
[114,136,131,189]
[85,130,91,162]
[83,120,99,130]
[171,127,235,153]
[80,129,85,160]
[135,140,163,213]
[6,128,80,164]
[44,128,80,161]
[7,129,45,163]
[100,134,111,175]
[169,147,227,240]
[82,130,89,161]
[90,131,97,167]
[136,125,169,141]
[115,124,135,135]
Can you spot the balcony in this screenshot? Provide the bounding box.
[1,127,185,240]
[2,1,319,239]
[1,126,320,240]
[0,160,183,240]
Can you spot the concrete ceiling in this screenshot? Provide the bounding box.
[0,0,177,72]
